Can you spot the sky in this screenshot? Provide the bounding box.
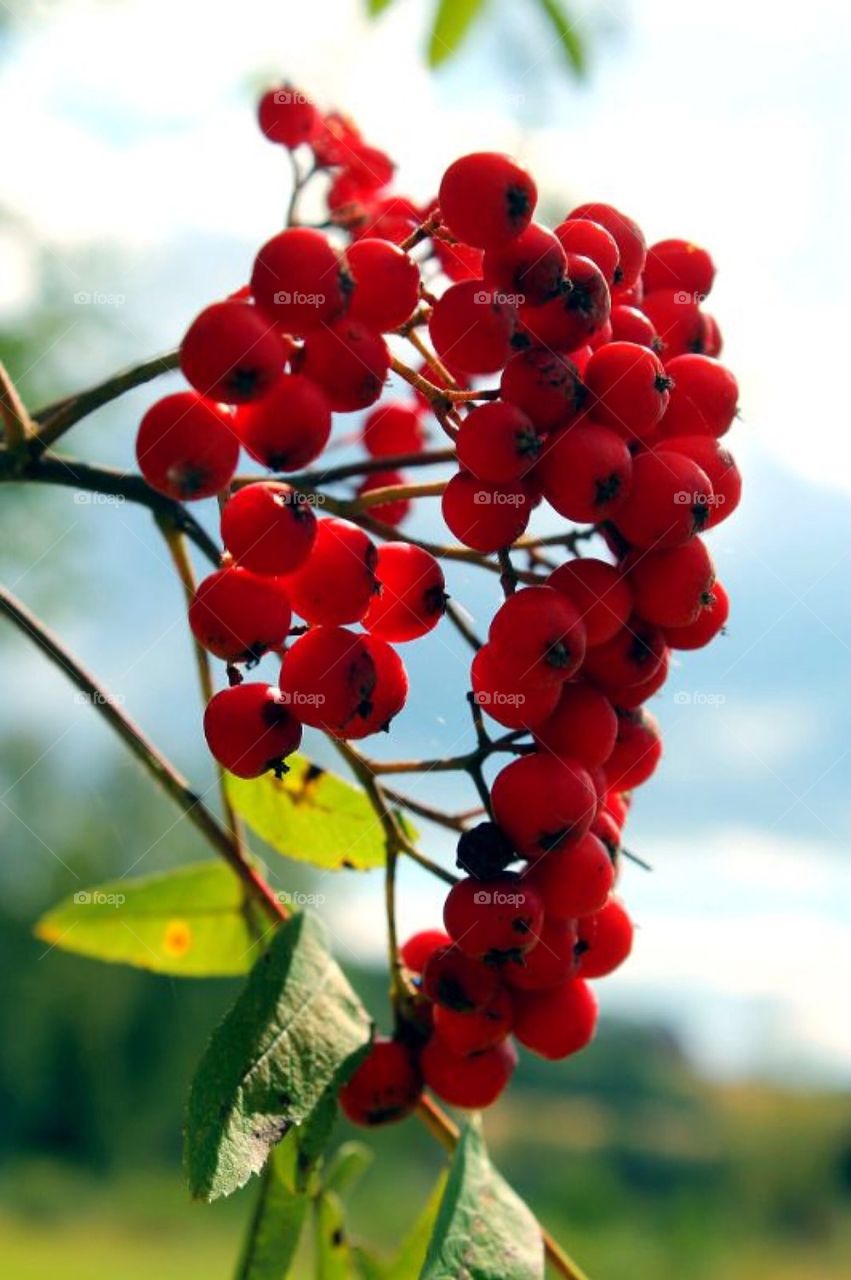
[1,0,851,1084]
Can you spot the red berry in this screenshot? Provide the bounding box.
[345,238,420,332]
[298,320,390,412]
[534,682,618,768]
[279,625,406,739]
[553,218,620,283]
[421,1034,517,1108]
[567,203,646,288]
[136,392,239,501]
[604,707,662,791]
[512,979,597,1059]
[641,290,712,359]
[429,280,516,375]
[363,543,446,643]
[482,222,566,306]
[189,566,291,663]
[576,898,634,979]
[585,341,672,441]
[538,420,633,524]
[433,234,485,282]
[659,354,738,438]
[613,449,714,549]
[456,400,543,483]
[502,918,577,991]
[527,831,614,918]
[604,645,670,710]
[443,874,544,959]
[548,558,633,647]
[433,989,513,1054]
[422,945,500,1012]
[251,228,346,331]
[236,374,331,471]
[664,580,729,650]
[471,643,560,731]
[627,537,715,628]
[643,238,715,299]
[311,110,361,168]
[221,482,316,576]
[400,930,451,975]
[441,471,532,553]
[489,585,587,687]
[179,301,285,404]
[702,313,723,356]
[285,517,378,625]
[356,469,410,526]
[609,304,659,348]
[362,401,425,457]
[439,152,537,251]
[339,1036,422,1127]
[519,254,610,351]
[499,347,586,430]
[203,683,302,779]
[257,85,320,148]
[591,810,622,862]
[491,753,596,857]
[659,436,741,529]
[582,616,666,691]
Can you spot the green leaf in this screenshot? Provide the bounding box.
[428,0,487,68]
[420,1122,544,1280]
[315,1192,360,1280]
[323,1142,374,1198]
[535,0,586,75]
[384,1172,447,1279]
[226,755,416,872]
[185,911,372,1201]
[34,861,260,977]
[235,1147,309,1280]
[365,0,396,15]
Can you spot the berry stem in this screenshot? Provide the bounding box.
[352,477,448,511]
[444,599,483,651]
[0,360,33,451]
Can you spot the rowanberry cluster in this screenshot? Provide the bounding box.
[134,84,740,1125]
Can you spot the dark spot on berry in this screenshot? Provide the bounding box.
[594,472,623,507]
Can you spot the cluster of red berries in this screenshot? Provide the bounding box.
[132,84,740,1123]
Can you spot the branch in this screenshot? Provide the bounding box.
[0,361,34,449]
[233,446,457,488]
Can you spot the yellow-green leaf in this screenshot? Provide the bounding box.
[365,0,396,14]
[34,861,260,977]
[536,0,586,75]
[428,0,487,68]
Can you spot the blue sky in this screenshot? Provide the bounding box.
[2,0,850,1083]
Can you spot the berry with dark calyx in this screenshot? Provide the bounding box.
[592,810,622,863]
[257,85,320,148]
[220,482,316,576]
[363,543,446,642]
[576,898,634,979]
[441,471,532,553]
[659,435,741,528]
[643,238,716,299]
[279,625,405,739]
[488,585,587,688]
[345,238,420,332]
[627,537,715,628]
[203,683,302,779]
[604,707,662,792]
[567,203,646,288]
[610,304,659,348]
[285,517,378,626]
[499,346,586,430]
[251,227,347,331]
[664,580,729,650]
[236,373,331,471]
[339,1036,422,1127]
[553,217,620,283]
[585,341,672,441]
[297,320,390,412]
[502,918,577,991]
[519,254,611,352]
[658,354,738,438]
[491,753,597,857]
[439,152,537,250]
[421,1034,517,1108]
[188,567,292,663]
[443,873,543,960]
[363,401,425,456]
[582,616,667,691]
[357,634,409,734]
[613,449,714,549]
[433,989,513,1055]
[534,682,618,769]
[604,645,670,710]
[429,280,517,375]
[526,831,615,918]
[136,392,239,501]
[356,469,410,526]
[512,979,598,1060]
[456,821,517,879]
[471,643,561,731]
[456,400,544,483]
[641,289,711,359]
[482,222,566,306]
[400,930,451,975]
[422,945,501,1012]
[548,558,633,648]
[701,313,723,356]
[538,419,633,524]
[179,300,286,404]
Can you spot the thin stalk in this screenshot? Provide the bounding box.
[0,361,33,449]
[33,350,181,451]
